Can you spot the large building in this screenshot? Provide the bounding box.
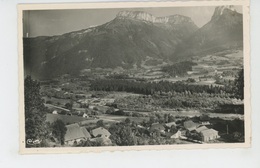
[91,127,111,138]
[184,120,198,131]
[64,123,91,146]
[200,129,219,142]
[150,123,165,133]
[195,126,209,133]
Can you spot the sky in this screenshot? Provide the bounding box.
[23,6,242,37]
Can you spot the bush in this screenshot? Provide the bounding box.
[186,78,196,83]
[46,100,52,104]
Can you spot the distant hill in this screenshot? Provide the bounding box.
[173,6,243,60]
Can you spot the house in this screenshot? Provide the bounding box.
[77,111,89,118]
[184,120,198,131]
[150,123,165,133]
[64,123,91,145]
[200,129,220,142]
[81,127,91,138]
[168,130,182,139]
[91,98,102,106]
[195,126,208,133]
[83,113,89,118]
[91,127,111,138]
[89,105,95,109]
[52,110,58,114]
[94,106,110,113]
[165,122,177,128]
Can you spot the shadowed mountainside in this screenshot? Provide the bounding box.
[24,6,243,79]
[173,6,243,60]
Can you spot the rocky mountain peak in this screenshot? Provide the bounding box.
[116,11,195,25]
[212,5,238,20]
[116,11,157,22]
[167,14,194,24]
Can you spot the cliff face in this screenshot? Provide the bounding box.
[116,11,161,23]
[173,5,243,60]
[116,11,195,25]
[211,6,238,19]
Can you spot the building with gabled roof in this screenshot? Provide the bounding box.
[150,123,165,133]
[91,127,111,138]
[200,128,219,142]
[81,127,91,138]
[195,126,209,133]
[64,123,91,146]
[167,130,182,139]
[184,120,198,131]
[165,122,177,128]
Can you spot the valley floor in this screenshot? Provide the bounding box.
[27,50,244,147]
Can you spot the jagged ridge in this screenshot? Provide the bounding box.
[23,7,241,79]
[173,5,243,60]
[116,11,194,25]
[212,5,237,19]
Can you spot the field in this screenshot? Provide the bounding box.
[46,113,87,124]
[43,96,70,106]
[125,50,243,87]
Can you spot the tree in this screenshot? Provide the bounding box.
[234,69,244,100]
[168,115,176,122]
[170,125,177,133]
[83,139,103,147]
[65,102,72,110]
[51,119,67,145]
[109,123,136,146]
[125,118,131,125]
[186,78,196,83]
[164,114,169,123]
[96,120,104,128]
[149,116,156,125]
[24,76,48,147]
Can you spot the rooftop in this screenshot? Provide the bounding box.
[64,123,91,142]
[92,127,111,138]
[184,120,198,129]
[165,122,177,128]
[201,129,218,136]
[195,126,209,133]
[150,123,165,131]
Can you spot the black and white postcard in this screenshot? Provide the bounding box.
[18,1,251,154]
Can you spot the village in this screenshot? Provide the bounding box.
[37,65,244,147]
[42,89,240,147]
[47,109,221,147]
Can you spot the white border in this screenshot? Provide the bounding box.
[17,1,251,154]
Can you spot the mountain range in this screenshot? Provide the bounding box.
[173,6,243,60]
[23,6,243,79]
